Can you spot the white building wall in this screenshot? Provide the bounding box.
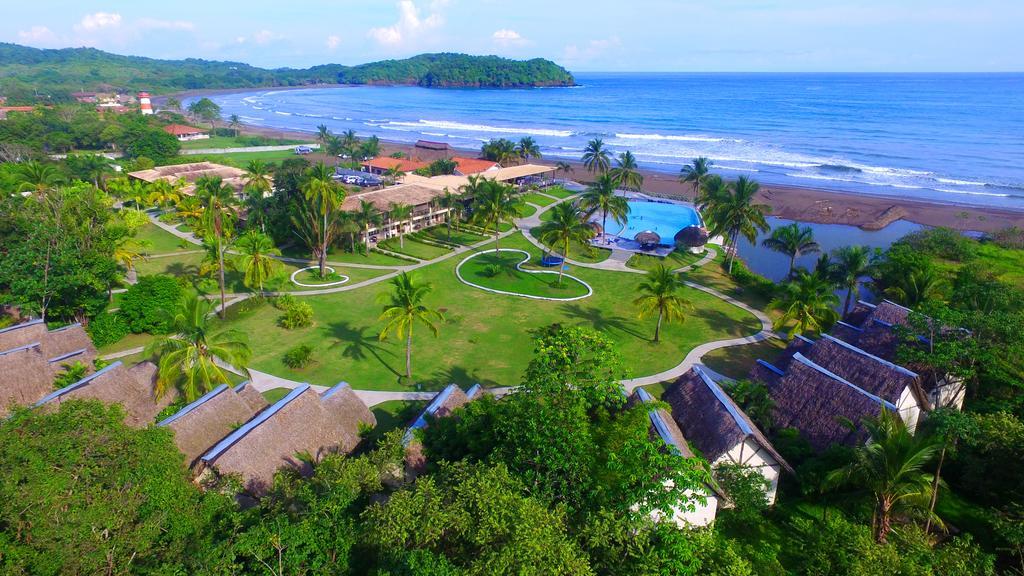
[714,438,783,505]
[655,487,718,528]
[897,387,923,434]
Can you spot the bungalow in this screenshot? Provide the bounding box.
[128,162,253,198]
[452,157,500,176]
[0,344,57,418]
[163,124,210,142]
[414,140,454,161]
[404,384,483,474]
[158,381,269,467]
[0,320,96,371]
[662,367,793,505]
[199,382,375,494]
[361,157,430,176]
[33,361,176,428]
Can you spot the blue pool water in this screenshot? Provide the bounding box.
[609,200,703,241]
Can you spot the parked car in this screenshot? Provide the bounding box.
[295,145,313,155]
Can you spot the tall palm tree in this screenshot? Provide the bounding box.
[581,138,612,174]
[883,267,946,308]
[471,181,522,251]
[146,180,182,208]
[378,272,444,380]
[679,157,713,200]
[112,235,150,287]
[354,200,382,252]
[516,137,542,163]
[174,195,204,222]
[68,154,112,189]
[228,114,242,137]
[360,135,381,160]
[536,203,595,285]
[195,175,236,318]
[579,174,629,241]
[438,187,462,241]
[388,202,413,249]
[233,230,281,293]
[338,212,361,253]
[827,409,941,544]
[242,159,273,233]
[705,176,771,273]
[831,245,874,317]
[609,150,643,192]
[633,265,693,343]
[316,124,331,148]
[761,223,821,278]
[144,294,252,402]
[341,129,359,158]
[301,163,346,276]
[555,161,573,179]
[384,165,403,186]
[770,270,840,338]
[694,173,728,212]
[12,161,63,194]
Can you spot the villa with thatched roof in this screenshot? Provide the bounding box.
[128,162,252,198]
[159,381,269,467]
[0,344,57,418]
[33,361,176,428]
[404,384,483,474]
[0,320,99,417]
[199,382,375,494]
[662,367,793,505]
[0,320,96,367]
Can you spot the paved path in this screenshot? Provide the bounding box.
[100,346,145,360]
[181,143,319,156]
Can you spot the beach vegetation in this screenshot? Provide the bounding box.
[580,173,630,239]
[610,150,644,191]
[582,137,612,173]
[470,179,522,250]
[762,222,821,278]
[679,156,714,199]
[701,175,771,273]
[770,270,840,338]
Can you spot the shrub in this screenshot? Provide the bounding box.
[282,344,315,368]
[988,226,1024,250]
[273,293,297,311]
[728,260,777,300]
[52,362,89,390]
[87,312,129,347]
[898,227,978,261]
[480,263,502,278]
[119,275,182,334]
[279,301,314,329]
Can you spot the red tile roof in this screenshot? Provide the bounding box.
[452,157,499,175]
[362,157,430,173]
[163,124,207,136]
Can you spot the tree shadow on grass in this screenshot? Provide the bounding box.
[327,321,402,378]
[417,365,503,391]
[558,303,646,339]
[691,307,758,337]
[166,262,198,278]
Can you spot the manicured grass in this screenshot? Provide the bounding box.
[542,186,578,199]
[365,400,428,445]
[701,337,787,380]
[682,249,778,314]
[293,269,349,286]
[97,332,155,356]
[134,223,190,254]
[213,233,762,392]
[178,135,309,150]
[379,236,452,261]
[460,251,590,299]
[417,226,487,246]
[528,229,612,264]
[641,380,673,400]
[538,209,555,223]
[516,203,538,218]
[192,149,303,167]
[281,244,410,267]
[262,387,291,403]
[521,192,555,207]
[627,249,708,272]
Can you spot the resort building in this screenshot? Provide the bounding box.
[451,157,500,176]
[128,162,252,197]
[0,106,36,120]
[361,157,430,175]
[32,361,176,428]
[163,124,209,141]
[414,140,454,161]
[199,382,375,494]
[661,367,793,505]
[158,381,269,467]
[0,344,60,419]
[404,384,483,474]
[0,319,95,368]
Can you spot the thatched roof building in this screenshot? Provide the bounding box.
[0,344,56,418]
[159,381,269,467]
[404,384,483,474]
[33,361,175,428]
[829,300,912,360]
[674,226,710,248]
[200,382,376,494]
[0,320,96,366]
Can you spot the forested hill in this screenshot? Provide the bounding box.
[0,43,575,102]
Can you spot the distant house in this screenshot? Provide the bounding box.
[199,382,375,494]
[361,157,430,176]
[0,106,36,120]
[452,157,500,176]
[414,140,454,161]
[404,384,483,474]
[158,381,269,467]
[71,92,98,103]
[163,124,210,142]
[33,361,176,428]
[128,162,252,198]
[662,367,792,505]
[294,145,314,155]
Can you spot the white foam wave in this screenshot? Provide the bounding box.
[274,111,292,116]
[242,96,259,104]
[615,132,737,143]
[422,132,446,137]
[716,164,760,173]
[388,119,573,138]
[937,177,987,186]
[935,188,1011,198]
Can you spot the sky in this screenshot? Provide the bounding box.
[3,1,1022,72]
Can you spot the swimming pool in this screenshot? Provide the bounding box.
[608,200,703,242]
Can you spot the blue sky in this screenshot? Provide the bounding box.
[3,1,1021,72]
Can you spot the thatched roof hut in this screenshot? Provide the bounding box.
[404,384,483,473]
[587,221,603,235]
[798,334,924,407]
[0,320,96,366]
[830,300,913,361]
[159,381,269,467]
[673,226,710,248]
[0,319,47,351]
[0,344,56,418]
[33,361,176,428]
[634,230,661,246]
[200,382,376,495]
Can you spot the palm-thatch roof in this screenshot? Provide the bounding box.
[404,384,483,473]
[200,382,375,495]
[798,334,924,407]
[674,226,710,248]
[159,381,269,467]
[33,361,176,428]
[0,344,56,418]
[634,230,661,245]
[830,300,913,361]
[0,320,96,366]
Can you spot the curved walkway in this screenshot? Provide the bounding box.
[454,248,593,301]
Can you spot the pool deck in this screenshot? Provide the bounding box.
[590,191,704,256]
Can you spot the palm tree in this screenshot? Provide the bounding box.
[68,154,112,188]
[471,180,522,251]
[301,163,346,276]
[384,165,403,186]
[353,200,383,254]
[609,150,643,192]
[581,138,611,174]
[704,176,771,273]
[12,161,63,194]
[174,195,205,222]
[195,175,237,318]
[378,272,444,380]
[555,161,573,179]
[633,265,693,343]
[481,139,518,166]
[770,271,840,338]
[761,223,821,278]
[579,174,629,242]
[388,202,413,249]
[827,410,941,543]
[883,266,946,308]
[234,230,281,293]
[438,187,462,241]
[341,129,359,158]
[316,124,331,148]
[146,180,182,208]
[144,294,252,402]
[831,245,874,317]
[360,135,381,160]
[536,203,595,285]
[112,235,150,287]
[228,114,242,137]
[242,159,273,232]
[679,157,713,200]
[516,137,542,163]
[694,174,728,212]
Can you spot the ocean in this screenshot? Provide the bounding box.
[202,73,1024,210]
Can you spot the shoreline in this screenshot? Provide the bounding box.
[228,121,1024,234]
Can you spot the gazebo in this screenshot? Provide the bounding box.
[674,226,710,249]
[634,230,661,250]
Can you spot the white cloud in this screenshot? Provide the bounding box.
[75,12,122,31]
[326,35,342,50]
[18,25,58,44]
[563,36,622,63]
[136,18,195,31]
[368,0,446,47]
[492,29,524,45]
[253,30,276,44]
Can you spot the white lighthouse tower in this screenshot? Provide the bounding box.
[139,92,153,115]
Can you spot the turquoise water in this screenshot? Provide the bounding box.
[610,200,702,241]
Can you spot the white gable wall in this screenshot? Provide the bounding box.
[713,437,783,505]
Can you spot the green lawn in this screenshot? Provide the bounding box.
[213,233,762,392]
[627,249,708,272]
[542,186,578,199]
[701,337,787,380]
[538,209,555,223]
[378,236,452,261]
[460,251,590,299]
[365,400,428,445]
[521,192,555,207]
[416,226,488,246]
[516,203,538,218]
[262,387,291,403]
[528,229,612,264]
[281,244,411,267]
[933,241,1024,288]
[135,223,191,255]
[191,149,304,167]
[179,135,310,150]
[97,332,155,356]
[681,249,778,313]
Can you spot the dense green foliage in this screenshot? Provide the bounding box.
[0,105,180,158]
[86,311,129,347]
[118,275,183,334]
[336,53,574,88]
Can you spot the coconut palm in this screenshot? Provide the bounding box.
[228,114,242,137]
[471,180,522,251]
[378,272,444,380]
[144,294,252,402]
[112,235,150,275]
[883,266,946,308]
[609,150,643,192]
[301,163,346,276]
[338,213,361,253]
[233,230,281,292]
[384,165,403,186]
[354,199,382,253]
[242,159,273,232]
[555,161,573,179]
[360,135,381,160]
[316,124,331,148]
[438,187,463,241]
[536,203,595,285]
[831,245,874,316]
[516,137,542,163]
[704,176,771,273]
[195,175,237,318]
[481,138,518,166]
[146,180,182,208]
[174,195,204,222]
[389,202,413,249]
[582,138,612,174]
[679,157,713,200]
[633,265,693,343]
[12,161,63,194]
[827,409,941,543]
[579,174,629,242]
[694,174,728,212]
[770,270,840,338]
[67,153,112,188]
[762,223,821,278]
[341,129,359,158]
